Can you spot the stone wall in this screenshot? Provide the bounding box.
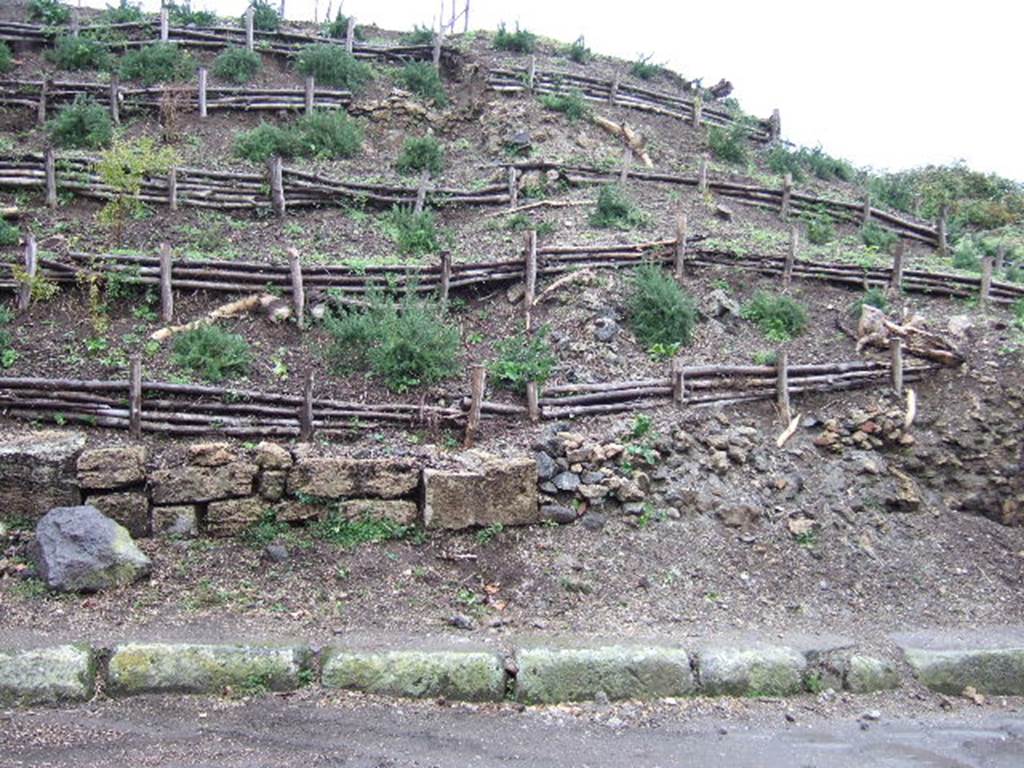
[0,432,539,535]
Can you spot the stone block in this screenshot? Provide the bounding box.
[84,491,150,538]
[152,505,198,538]
[149,462,257,505]
[258,470,287,501]
[287,458,419,500]
[0,645,96,705]
[206,497,265,537]
[0,430,84,521]
[337,499,419,525]
[698,646,806,697]
[77,446,147,490]
[255,442,292,470]
[422,454,538,530]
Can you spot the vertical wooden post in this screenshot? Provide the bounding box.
[71,7,80,36]
[439,250,451,307]
[464,365,486,447]
[609,73,620,105]
[980,255,993,308]
[937,204,949,258]
[780,172,792,218]
[994,243,1006,275]
[37,78,48,126]
[890,338,903,396]
[414,168,429,215]
[44,147,57,208]
[524,230,537,333]
[698,157,708,195]
[279,0,286,19]
[288,247,305,328]
[197,67,207,118]
[691,94,702,128]
[776,350,791,425]
[449,0,456,31]
[16,234,37,312]
[912,194,922,218]
[618,145,632,184]
[160,7,169,41]
[671,357,685,406]
[304,76,315,115]
[673,212,687,279]
[269,155,285,217]
[890,239,904,295]
[783,225,797,289]
[129,355,142,439]
[507,166,518,209]
[861,193,872,227]
[345,16,356,53]
[527,55,536,91]
[525,382,539,423]
[769,108,781,142]
[244,7,255,52]
[167,167,178,211]
[464,0,470,32]
[432,29,443,70]
[158,243,174,323]
[108,73,120,125]
[299,371,315,442]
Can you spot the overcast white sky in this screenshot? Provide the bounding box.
[81,0,1024,181]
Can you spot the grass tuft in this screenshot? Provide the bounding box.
[172,324,252,382]
[740,292,808,342]
[627,265,698,350]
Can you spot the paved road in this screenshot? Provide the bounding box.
[2,694,1022,767]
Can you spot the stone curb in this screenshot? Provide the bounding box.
[3,638,1022,707]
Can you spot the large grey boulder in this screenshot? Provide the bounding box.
[32,506,151,592]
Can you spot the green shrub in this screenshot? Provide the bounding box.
[324,11,366,41]
[861,221,897,251]
[488,328,556,392]
[766,145,805,182]
[1006,263,1023,284]
[0,42,13,75]
[805,213,834,245]
[852,287,888,316]
[245,0,279,32]
[295,44,372,92]
[295,110,362,158]
[627,264,697,349]
[48,96,113,149]
[396,135,443,175]
[740,292,808,342]
[99,0,145,24]
[396,61,447,106]
[213,46,261,84]
[951,238,982,272]
[630,54,662,80]
[172,324,252,382]
[493,23,536,53]
[539,90,589,121]
[29,0,70,25]
[0,304,15,369]
[48,34,111,71]
[590,185,648,230]
[324,290,459,393]
[565,36,591,63]
[402,25,435,45]
[803,146,854,182]
[119,43,194,85]
[234,122,302,162]
[1014,298,1024,328]
[0,218,19,246]
[96,137,178,235]
[168,2,217,26]
[707,124,748,164]
[381,206,442,255]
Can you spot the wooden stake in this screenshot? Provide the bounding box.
[16,234,37,312]
[783,225,797,289]
[464,365,486,447]
[129,355,142,438]
[937,204,949,258]
[890,240,904,295]
[527,55,536,90]
[244,7,255,51]
[618,145,632,184]
[414,168,429,215]
[780,172,792,218]
[776,350,790,425]
[464,0,470,32]
[861,193,871,227]
[197,67,207,118]
[299,371,314,441]
[507,166,518,209]
[439,250,451,306]
[108,73,120,124]
[980,255,993,308]
[37,78,47,126]
[71,7,80,36]
[524,230,537,333]
[432,29,443,70]
[609,73,620,105]
[698,157,708,195]
[345,16,356,53]
[995,243,1006,274]
[526,381,539,422]
[158,243,174,323]
[691,94,702,128]
[44,147,57,208]
[673,212,687,279]
[671,357,685,405]
[890,337,903,395]
[288,247,305,328]
[769,108,781,142]
[304,76,315,115]
[279,0,286,19]
[269,155,285,216]
[160,7,169,41]
[168,167,178,211]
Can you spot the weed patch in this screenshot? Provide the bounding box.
[539,91,589,121]
[488,327,556,392]
[590,185,648,229]
[396,135,444,175]
[396,62,447,106]
[494,23,536,53]
[741,292,808,342]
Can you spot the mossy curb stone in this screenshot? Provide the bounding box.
[902,647,1024,695]
[321,649,506,702]
[0,645,95,705]
[697,646,806,697]
[845,654,900,693]
[106,643,312,696]
[514,647,695,704]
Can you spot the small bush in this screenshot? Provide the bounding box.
[29,0,70,25]
[396,61,447,106]
[213,46,261,84]
[325,290,459,393]
[402,25,435,45]
[119,43,194,86]
[295,110,362,158]
[295,44,372,92]
[707,124,748,165]
[0,304,16,369]
[740,292,808,342]
[766,145,805,182]
[0,218,19,246]
[493,23,536,53]
[539,90,589,121]
[851,287,888,316]
[245,0,279,32]
[396,135,443,175]
[630,54,662,80]
[324,11,366,41]
[382,206,442,255]
[805,213,835,245]
[172,324,252,382]
[803,146,855,182]
[627,264,698,349]
[168,2,217,26]
[313,512,415,548]
[96,137,178,236]
[0,42,11,75]
[861,221,898,251]
[234,122,302,162]
[565,36,591,63]
[1005,264,1023,284]
[99,0,145,24]
[48,96,113,149]
[590,185,648,230]
[48,34,111,71]
[951,238,982,273]
[488,328,556,392]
